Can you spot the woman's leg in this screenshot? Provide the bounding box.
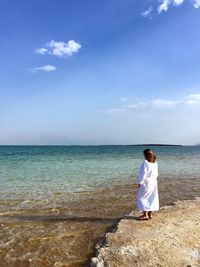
[147,211,152,219]
[143,211,148,218]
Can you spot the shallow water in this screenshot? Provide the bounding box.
[1,178,200,267]
[1,146,200,266]
[1,146,200,199]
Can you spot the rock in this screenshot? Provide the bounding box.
[91,199,200,267]
[90,257,105,267]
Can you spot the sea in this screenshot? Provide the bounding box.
[0,145,200,266]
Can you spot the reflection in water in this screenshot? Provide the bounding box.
[0,178,200,266]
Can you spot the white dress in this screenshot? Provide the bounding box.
[137,160,159,211]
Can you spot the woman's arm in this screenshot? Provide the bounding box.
[137,161,147,186]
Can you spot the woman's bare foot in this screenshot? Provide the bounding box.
[137,215,149,220]
[137,212,149,220]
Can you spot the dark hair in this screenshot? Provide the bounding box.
[143,149,156,163]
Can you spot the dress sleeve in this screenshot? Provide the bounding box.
[137,161,147,184]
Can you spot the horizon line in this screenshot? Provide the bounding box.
[0,143,188,147]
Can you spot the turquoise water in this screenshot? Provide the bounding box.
[1,145,200,202]
[1,145,200,266]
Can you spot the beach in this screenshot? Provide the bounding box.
[0,178,200,267]
[91,198,200,267]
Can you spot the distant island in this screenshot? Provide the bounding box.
[129,144,182,147]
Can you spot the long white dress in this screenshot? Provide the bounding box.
[137,160,159,211]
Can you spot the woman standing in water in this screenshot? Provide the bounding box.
[137,149,159,220]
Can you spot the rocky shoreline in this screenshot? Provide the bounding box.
[91,198,200,267]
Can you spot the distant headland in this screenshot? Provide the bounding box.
[129,144,182,147]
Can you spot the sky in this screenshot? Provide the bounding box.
[1,0,200,145]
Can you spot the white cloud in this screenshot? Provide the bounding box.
[141,7,153,18]
[127,103,147,109]
[120,97,128,102]
[151,99,178,107]
[140,0,198,17]
[157,0,199,14]
[173,0,185,5]
[35,39,81,58]
[193,0,200,8]
[185,94,200,104]
[35,48,48,55]
[101,94,200,114]
[100,108,126,115]
[131,98,179,109]
[48,40,81,57]
[32,65,57,73]
[158,0,171,13]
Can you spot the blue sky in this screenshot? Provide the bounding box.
[1,0,200,145]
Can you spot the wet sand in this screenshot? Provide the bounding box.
[0,178,200,266]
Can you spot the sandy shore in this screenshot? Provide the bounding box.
[91,198,200,267]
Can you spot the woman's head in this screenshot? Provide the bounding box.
[143,149,156,163]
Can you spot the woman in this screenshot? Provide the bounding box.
[137,149,159,220]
